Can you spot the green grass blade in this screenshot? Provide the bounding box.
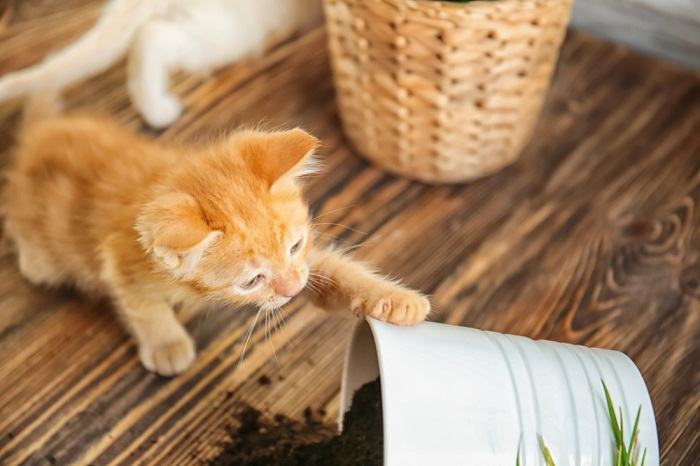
[616,447,623,466]
[538,435,557,466]
[619,407,624,440]
[628,405,642,461]
[603,381,623,445]
[603,380,637,465]
[618,407,630,464]
[515,383,648,466]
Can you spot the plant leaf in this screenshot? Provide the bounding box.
[538,435,557,466]
[619,407,630,464]
[603,381,623,445]
[603,381,630,464]
[629,405,642,461]
[617,446,623,466]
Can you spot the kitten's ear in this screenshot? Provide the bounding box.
[136,192,222,279]
[238,128,320,188]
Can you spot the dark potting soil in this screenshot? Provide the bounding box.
[210,379,383,466]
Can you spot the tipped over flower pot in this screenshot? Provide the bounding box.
[341,319,660,466]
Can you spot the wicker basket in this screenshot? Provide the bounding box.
[324,0,573,183]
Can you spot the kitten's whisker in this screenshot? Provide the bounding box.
[270,307,285,346]
[202,305,218,324]
[335,239,378,255]
[306,279,330,293]
[273,306,297,352]
[266,309,281,369]
[309,270,335,280]
[304,281,322,294]
[307,282,334,296]
[312,204,358,222]
[270,307,280,334]
[238,307,263,369]
[309,271,333,277]
[276,308,288,333]
[309,272,339,289]
[308,274,335,288]
[308,274,339,294]
[313,222,368,236]
[312,232,342,241]
[195,306,214,333]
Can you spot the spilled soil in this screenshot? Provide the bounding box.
[210,379,382,466]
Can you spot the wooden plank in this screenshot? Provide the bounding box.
[0,1,698,465]
[572,0,700,69]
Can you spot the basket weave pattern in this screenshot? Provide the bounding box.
[324,0,573,183]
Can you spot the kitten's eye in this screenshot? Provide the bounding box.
[241,274,265,290]
[290,237,304,255]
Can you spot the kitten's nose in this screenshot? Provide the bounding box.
[273,271,304,298]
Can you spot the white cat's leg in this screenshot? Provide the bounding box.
[128,21,188,128]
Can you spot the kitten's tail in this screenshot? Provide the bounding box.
[0,0,164,102]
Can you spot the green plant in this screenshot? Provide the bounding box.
[538,436,557,466]
[603,381,647,466]
[515,381,647,466]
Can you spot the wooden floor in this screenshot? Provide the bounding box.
[1,2,699,465]
[572,0,700,69]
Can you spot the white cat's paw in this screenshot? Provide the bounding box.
[141,94,183,129]
[139,335,195,376]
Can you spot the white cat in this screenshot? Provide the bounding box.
[0,0,323,128]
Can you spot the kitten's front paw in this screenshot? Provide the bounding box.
[139,335,196,376]
[351,287,430,326]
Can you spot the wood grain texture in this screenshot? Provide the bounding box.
[0,1,699,465]
[572,0,700,70]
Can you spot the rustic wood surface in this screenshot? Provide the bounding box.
[572,0,700,70]
[0,1,698,465]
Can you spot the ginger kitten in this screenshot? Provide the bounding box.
[4,109,430,376]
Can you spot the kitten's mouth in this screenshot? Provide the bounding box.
[263,296,292,310]
[263,276,308,310]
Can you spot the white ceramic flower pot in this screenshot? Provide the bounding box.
[341,319,659,466]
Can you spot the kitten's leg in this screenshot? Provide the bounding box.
[10,233,64,287]
[305,246,431,325]
[128,21,187,128]
[115,292,196,376]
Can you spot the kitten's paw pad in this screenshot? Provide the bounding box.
[142,94,183,129]
[352,289,430,326]
[139,336,195,376]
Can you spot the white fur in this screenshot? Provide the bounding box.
[0,0,322,128]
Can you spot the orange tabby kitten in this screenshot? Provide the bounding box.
[4,107,430,376]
